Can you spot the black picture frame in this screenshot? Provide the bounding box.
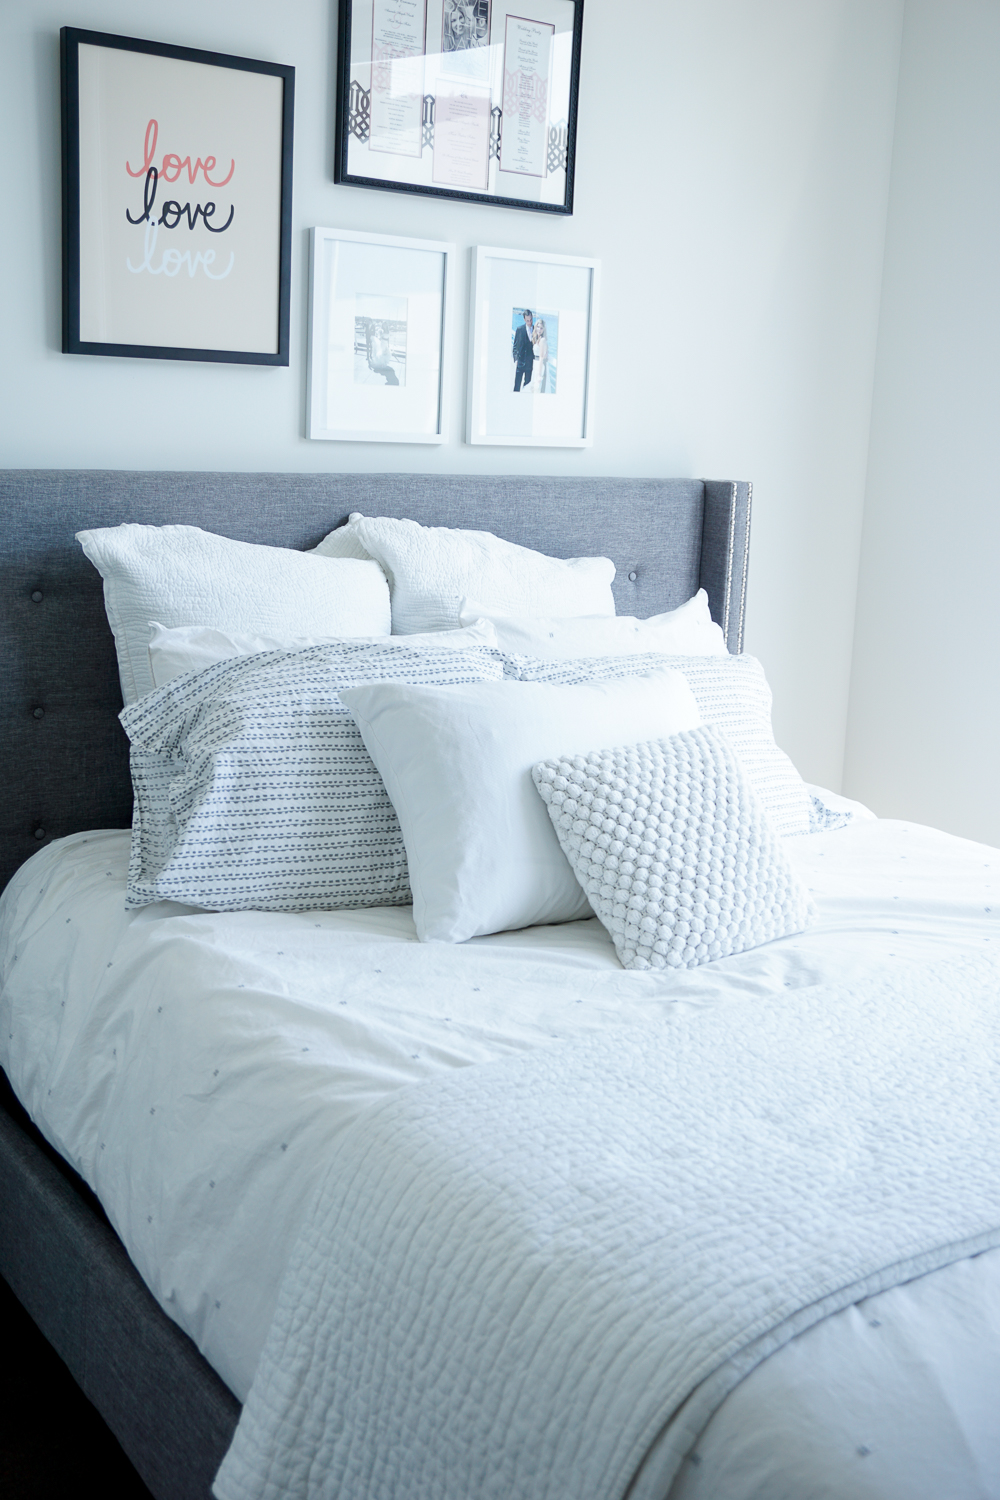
[334,0,583,215]
[61,27,294,365]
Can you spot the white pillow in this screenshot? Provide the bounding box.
[458,589,728,658]
[147,618,499,689]
[504,653,813,838]
[77,524,392,704]
[340,669,701,943]
[534,728,812,971]
[315,513,616,633]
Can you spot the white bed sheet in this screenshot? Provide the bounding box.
[2,815,1000,1497]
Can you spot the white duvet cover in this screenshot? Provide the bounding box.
[3,814,1000,1498]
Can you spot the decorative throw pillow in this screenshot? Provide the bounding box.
[533,726,813,971]
[78,524,391,704]
[506,652,812,838]
[340,669,701,943]
[147,619,499,689]
[120,641,503,913]
[314,513,616,633]
[457,589,728,658]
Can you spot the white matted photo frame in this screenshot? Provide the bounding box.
[466,244,598,446]
[308,227,454,443]
[60,28,294,365]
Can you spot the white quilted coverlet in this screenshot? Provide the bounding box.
[215,951,1000,1500]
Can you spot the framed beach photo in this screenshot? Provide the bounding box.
[334,0,584,214]
[60,27,294,365]
[466,244,598,446]
[307,227,454,443]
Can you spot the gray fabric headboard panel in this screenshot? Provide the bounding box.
[0,470,750,893]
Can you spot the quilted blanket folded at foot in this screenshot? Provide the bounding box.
[215,953,1000,1500]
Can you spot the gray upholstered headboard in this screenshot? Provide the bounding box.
[0,471,751,894]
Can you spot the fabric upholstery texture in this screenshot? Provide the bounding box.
[316,512,617,633]
[534,727,812,970]
[120,641,503,913]
[0,470,749,896]
[506,653,812,838]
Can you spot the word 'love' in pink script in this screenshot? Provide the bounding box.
[126,118,235,187]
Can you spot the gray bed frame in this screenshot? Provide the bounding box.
[0,469,750,1500]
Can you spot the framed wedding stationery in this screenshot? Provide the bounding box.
[466,244,598,446]
[60,27,294,364]
[334,0,583,214]
[307,226,454,443]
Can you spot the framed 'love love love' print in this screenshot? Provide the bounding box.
[60,28,295,365]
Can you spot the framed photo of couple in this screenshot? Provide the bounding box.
[334,0,583,215]
[466,244,599,447]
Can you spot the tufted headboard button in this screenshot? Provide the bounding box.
[31,590,43,603]
[628,570,638,582]
[32,707,45,720]
[33,827,46,841]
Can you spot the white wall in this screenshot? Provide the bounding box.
[0,0,903,788]
[843,0,1000,844]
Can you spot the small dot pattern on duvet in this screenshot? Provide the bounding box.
[533,725,813,970]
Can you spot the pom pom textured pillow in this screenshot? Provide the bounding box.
[340,669,700,943]
[78,524,391,704]
[533,727,813,971]
[315,513,616,633]
[120,641,503,913]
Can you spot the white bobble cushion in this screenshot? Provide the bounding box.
[78,524,392,704]
[315,513,616,634]
[533,726,813,970]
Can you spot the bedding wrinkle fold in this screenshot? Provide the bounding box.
[215,951,1000,1500]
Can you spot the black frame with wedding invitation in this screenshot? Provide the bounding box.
[61,27,295,365]
[334,0,583,214]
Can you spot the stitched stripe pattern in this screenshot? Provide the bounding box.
[120,643,504,912]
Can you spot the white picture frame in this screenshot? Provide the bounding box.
[308,226,454,443]
[466,243,598,447]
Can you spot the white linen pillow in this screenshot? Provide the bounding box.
[77,524,391,704]
[458,589,728,658]
[504,653,813,838]
[340,669,701,943]
[120,641,504,913]
[147,619,499,689]
[315,513,616,633]
[534,727,813,972]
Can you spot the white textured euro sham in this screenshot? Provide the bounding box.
[340,669,701,943]
[147,619,499,689]
[458,589,728,658]
[120,641,504,913]
[77,524,392,704]
[534,727,813,971]
[315,513,616,633]
[505,653,812,838]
